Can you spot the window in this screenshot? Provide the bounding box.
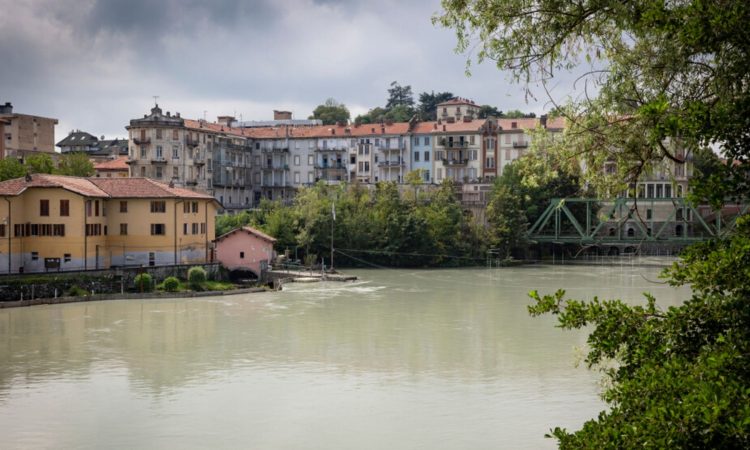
[0,224,4,237]
[656,184,664,198]
[193,202,198,213]
[120,223,128,235]
[183,223,188,235]
[150,201,166,213]
[240,251,245,259]
[120,201,127,213]
[665,184,672,198]
[64,253,71,263]
[308,155,314,165]
[201,222,207,234]
[294,155,300,166]
[155,166,162,178]
[647,184,654,198]
[470,135,475,145]
[140,147,147,158]
[95,200,99,216]
[183,202,190,213]
[149,252,155,266]
[192,223,199,234]
[156,145,163,159]
[60,200,69,216]
[294,172,300,183]
[85,224,102,236]
[424,151,429,161]
[424,137,429,146]
[172,145,179,159]
[364,162,369,171]
[40,199,49,216]
[31,252,38,261]
[414,152,420,162]
[308,172,313,183]
[172,129,178,140]
[151,224,166,235]
[140,166,146,177]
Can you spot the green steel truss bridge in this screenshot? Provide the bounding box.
[527,197,749,246]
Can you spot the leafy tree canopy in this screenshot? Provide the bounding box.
[309,98,351,125]
[478,105,502,119]
[0,158,27,181]
[57,152,94,177]
[24,153,55,174]
[386,81,415,110]
[417,91,454,120]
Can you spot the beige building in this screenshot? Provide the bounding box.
[0,174,218,273]
[0,102,58,159]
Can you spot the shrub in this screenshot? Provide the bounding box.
[67,285,88,297]
[163,276,180,292]
[187,266,207,290]
[134,273,153,292]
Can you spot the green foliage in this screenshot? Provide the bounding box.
[66,285,89,297]
[187,266,207,289]
[309,98,350,125]
[162,276,180,292]
[134,273,153,292]
[25,153,55,174]
[417,91,454,120]
[386,81,415,110]
[501,109,535,119]
[0,158,27,181]
[478,105,502,119]
[58,152,94,177]
[436,2,750,444]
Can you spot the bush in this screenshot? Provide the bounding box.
[134,273,153,292]
[187,266,207,290]
[67,285,89,297]
[163,276,180,292]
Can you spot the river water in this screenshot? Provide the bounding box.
[0,263,690,449]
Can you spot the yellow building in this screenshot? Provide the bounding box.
[0,174,219,273]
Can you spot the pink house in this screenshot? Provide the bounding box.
[214,226,276,277]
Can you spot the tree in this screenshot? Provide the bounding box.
[417,91,454,120]
[386,81,415,110]
[478,105,502,119]
[309,98,350,125]
[437,0,750,446]
[57,152,94,177]
[0,158,27,181]
[502,109,535,119]
[24,153,55,174]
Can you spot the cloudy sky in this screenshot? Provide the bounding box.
[1,0,586,140]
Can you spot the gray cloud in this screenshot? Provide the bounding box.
[1,0,591,138]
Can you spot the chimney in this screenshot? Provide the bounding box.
[0,102,12,114]
[217,116,235,127]
[274,110,292,120]
[540,114,548,128]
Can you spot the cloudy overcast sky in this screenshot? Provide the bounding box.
[1,0,586,139]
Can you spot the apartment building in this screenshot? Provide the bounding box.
[0,174,218,273]
[56,130,129,162]
[410,123,435,183]
[0,102,58,159]
[126,105,254,211]
[497,116,565,173]
[436,98,480,122]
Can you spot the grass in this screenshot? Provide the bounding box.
[155,279,235,292]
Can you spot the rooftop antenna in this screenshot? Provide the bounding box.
[152,95,159,106]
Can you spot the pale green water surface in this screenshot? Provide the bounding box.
[0,264,690,449]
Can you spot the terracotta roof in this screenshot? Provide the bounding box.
[0,174,109,197]
[184,119,251,138]
[437,97,478,107]
[0,174,216,202]
[89,177,216,200]
[431,118,489,133]
[214,226,277,243]
[94,157,129,171]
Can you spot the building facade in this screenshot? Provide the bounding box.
[0,174,218,273]
[0,102,58,159]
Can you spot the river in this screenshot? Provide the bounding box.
[0,263,690,449]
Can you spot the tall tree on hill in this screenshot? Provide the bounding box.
[417,91,454,120]
[386,81,415,110]
[478,105,502,118]
[437,0,750,446]
[309,98,351,125]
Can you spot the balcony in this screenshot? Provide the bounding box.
[261,147,289,154]
[151,157,168,164]
[377,160,404,168]
[512,142,528,148]
[442,158,469,166]
[125,158,137,165]
[315,163,346,170]
[193,158,205,166]
[315,147,346,153]
[185,137,200,147]
[133,137,151,145]
[261,164,289,171]
[440,139,469,149]
[379,146,405,153]
[185,179,198,186]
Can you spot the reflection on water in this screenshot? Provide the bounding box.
[0,264,689,449]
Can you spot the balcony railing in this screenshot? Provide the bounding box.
[315,147,347,152]
[185,137,199,147]
[261,147,289,154]
[439,139,469,148]
[442,158,469,166]
[151,157,167,164]
[512,142,528,148]
[377,160,404,167]
[378,146,405,152]
[261,164,289,171]
[193,158,205,166]
[315,163,346,170]
[133,137,151,145]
